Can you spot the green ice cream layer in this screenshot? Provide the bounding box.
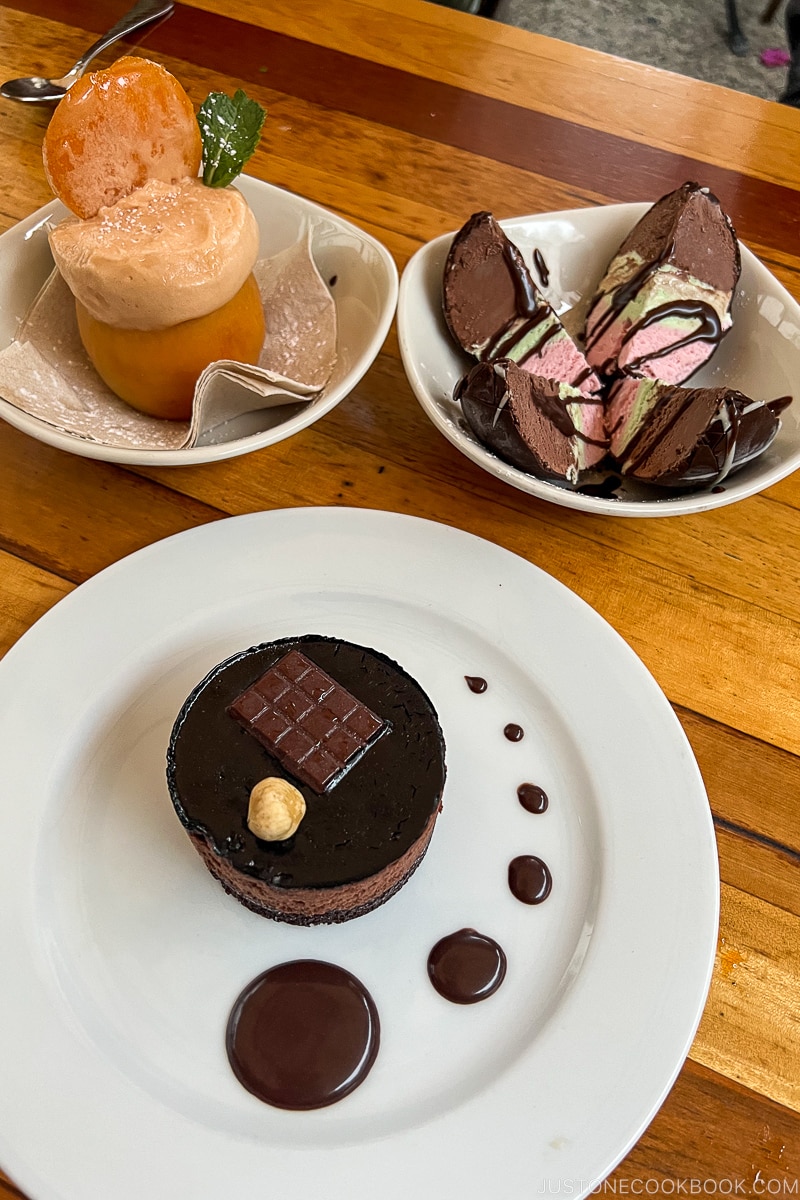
[495,312,561,363]
[590,252,733,335]
[615,379,661,453]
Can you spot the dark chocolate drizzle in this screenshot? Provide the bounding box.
[485,304,552,361]
[576,475,623,499]
[585,238,676,355]
[501,236,541,316]
[768,395,793,415]
[508,855,552,904]
[427,929,507,1004]
[485,235,573,369]
[226,960,380,1108]
[620,299,723,370]
[533,247,550,289]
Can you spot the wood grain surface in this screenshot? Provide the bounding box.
[0,1,798,1196]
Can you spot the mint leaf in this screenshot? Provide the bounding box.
[197,90,266,188]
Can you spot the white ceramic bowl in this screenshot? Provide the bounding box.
[398,203,800,517]
[0,175,398,466]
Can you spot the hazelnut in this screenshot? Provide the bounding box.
[247,777,306,841]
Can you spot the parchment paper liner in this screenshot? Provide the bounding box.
[0,226,337,451]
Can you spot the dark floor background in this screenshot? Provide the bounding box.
[490,0,791,101]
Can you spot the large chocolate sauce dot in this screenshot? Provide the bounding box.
[508,855,552,904]
[517,783,549,813]
[504,723,524,742]
[427,928,507,1003]
[226,960,380,1109]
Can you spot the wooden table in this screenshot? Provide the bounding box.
[0,1,798,1195]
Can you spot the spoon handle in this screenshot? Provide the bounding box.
[69,0,175,76]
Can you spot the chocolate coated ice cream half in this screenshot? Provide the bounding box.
[457,359,607,485]
[443,212,601,394]
[607,378,787,486]
[583,183,741,384]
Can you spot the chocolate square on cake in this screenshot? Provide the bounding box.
[228,649,389,792]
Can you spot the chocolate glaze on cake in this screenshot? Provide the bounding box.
[167,635,447,925]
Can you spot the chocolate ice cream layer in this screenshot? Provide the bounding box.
[608,378,787,486]
[443,212,600,394]
[457,359,607,485]
[167,636,446,924]
[583,183,741,383]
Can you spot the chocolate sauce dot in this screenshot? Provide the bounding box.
[508,855,552,904]
[711,485,725,494]
[328,274,338,286]
[517,783,549,813]
[504,723,524,741]
[465,675,488,693]
[427,928,507,1004]
[226,960,379,1109]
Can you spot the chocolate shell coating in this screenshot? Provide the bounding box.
[648,393,785,487]
[457,359,606,483]
[167,636,447,921]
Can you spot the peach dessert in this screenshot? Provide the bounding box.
[43,57,267,420]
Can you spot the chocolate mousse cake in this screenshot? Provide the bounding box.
[583,183,741,384]
[607,378,787,486]
[457,360,607,484]
[167,635,446,925]
[443,211,601,395]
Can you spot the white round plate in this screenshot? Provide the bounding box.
[398,203,800,517]
[0,508,718,1200]
[0,177,398,465]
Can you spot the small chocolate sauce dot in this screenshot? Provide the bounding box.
[465,675,488,694]
[226,960,379,1109]
[517,783,549,813]
[328,274,338,286]
[427,928,507,1004]
[711,485,725,494]
[508,855,552,904]
[504,723,524,741]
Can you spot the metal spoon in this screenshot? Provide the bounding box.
[0,0,175,103]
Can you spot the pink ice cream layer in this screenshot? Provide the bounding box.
[615,320,717,383]
[585,297,730,386]
[568,399,607,467]
[520,330,601,397]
